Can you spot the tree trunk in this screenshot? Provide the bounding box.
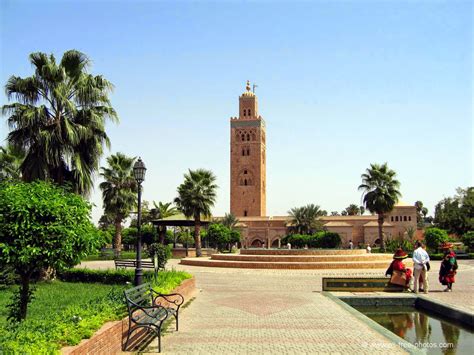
[114,217,123,258]
[194,215,202,257]
[18,272,32,321]
[159,226,166,245]
[378,213,385,252]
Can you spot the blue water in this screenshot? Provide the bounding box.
[354,306,474,354]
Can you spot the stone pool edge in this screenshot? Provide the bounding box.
[322,292,423,355]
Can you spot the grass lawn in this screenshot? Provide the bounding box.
[0,281,121,327]
[0,270,192,353]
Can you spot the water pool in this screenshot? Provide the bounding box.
[354,305,474,354]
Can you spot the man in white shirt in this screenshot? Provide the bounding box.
[412,241,430,294]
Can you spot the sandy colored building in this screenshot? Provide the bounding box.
[226,82,417,248]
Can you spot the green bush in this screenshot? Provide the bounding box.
[462,231,474,252]
[317,232,342,248]
[282,232,341,249]
[80,250,149,261]
[385,238,415,253]
[281,234,310,248]
[59,268,136,284]
[429,253,444,260]
[424,227,449,251]
[147,243,172,269]
[58,268,192,293]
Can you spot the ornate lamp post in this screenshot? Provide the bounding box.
[133,157,147,286]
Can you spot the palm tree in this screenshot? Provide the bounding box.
[0,143,24,180]
[288,204,326,235]
[174,169,218,257]
[99,153,137,256]
[152,201,179,244]
[344,204,361,216]
[222,212,239,230]
[2,50,118,195]
[358,163,401,251]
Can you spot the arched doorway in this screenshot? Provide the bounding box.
[271,239,280,248]
[250,239,263,248]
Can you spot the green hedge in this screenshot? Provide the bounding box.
[59,268,137,284]
[80,250,149,261]
[58,268,192,292]
[281,232,341,249]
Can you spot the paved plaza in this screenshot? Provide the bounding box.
[80,258,474,354]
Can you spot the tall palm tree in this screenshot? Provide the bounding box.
[222,212,239,230]
[0,143,24,180]
[99,153,137,256]
[174,169,218,257]
[358,163,401,251]
[152,201,179,244]
[2,50,118,195]
[288,204,326,235]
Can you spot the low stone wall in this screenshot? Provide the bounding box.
[240,249,368,255]
[172,248,214,258]
[61,278,196,355]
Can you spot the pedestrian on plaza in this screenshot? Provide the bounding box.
[386,248,413,289]
[349,240,353,250]
[439,242,458,292]
[412,241,430,294]
[366,244,372,253]
[418,244,430,292]
[287,242,291,250]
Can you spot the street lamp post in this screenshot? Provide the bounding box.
[133,157,146,286]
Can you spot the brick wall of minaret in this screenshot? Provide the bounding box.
[230,83,266,217]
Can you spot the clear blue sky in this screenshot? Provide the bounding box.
[1,0,472,223]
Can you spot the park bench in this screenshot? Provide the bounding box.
[114,259,158,276]
[322,276,405,292]
[123,282,184,352]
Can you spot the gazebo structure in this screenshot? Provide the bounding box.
[151,214,212,257]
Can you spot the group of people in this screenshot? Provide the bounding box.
[385,241,458,293]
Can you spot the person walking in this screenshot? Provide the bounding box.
[439,242,458,292]
[412,241,430,294]
[349,240,353,250]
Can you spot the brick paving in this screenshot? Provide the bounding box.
[79,258,474,354]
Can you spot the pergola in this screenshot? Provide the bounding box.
[151,213,212,228]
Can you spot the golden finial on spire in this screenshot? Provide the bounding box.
[246,80,251,91]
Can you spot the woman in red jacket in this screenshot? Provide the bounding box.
[386,248,413,288]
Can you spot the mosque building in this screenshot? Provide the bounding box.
[227,81,417,248]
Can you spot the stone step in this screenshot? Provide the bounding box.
[210,254,393,262]
[240,249,369,255]
[180,258,390,269]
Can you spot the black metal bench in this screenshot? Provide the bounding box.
[115,259,158,276]
[123,282,184,352]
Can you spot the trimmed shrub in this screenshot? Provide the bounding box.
[148,243,172,269]
[424,227,449,251]
[462,231,474,252]
[57,268,192,291]
[385,238,415,253]
[317,232,342,248]
[282,232,341,249]
[59,268,137,284]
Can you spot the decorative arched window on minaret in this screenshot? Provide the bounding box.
[230,80,267,217]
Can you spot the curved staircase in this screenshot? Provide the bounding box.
[180,249,393,269]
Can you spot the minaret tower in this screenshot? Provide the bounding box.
[230,81,266,217]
